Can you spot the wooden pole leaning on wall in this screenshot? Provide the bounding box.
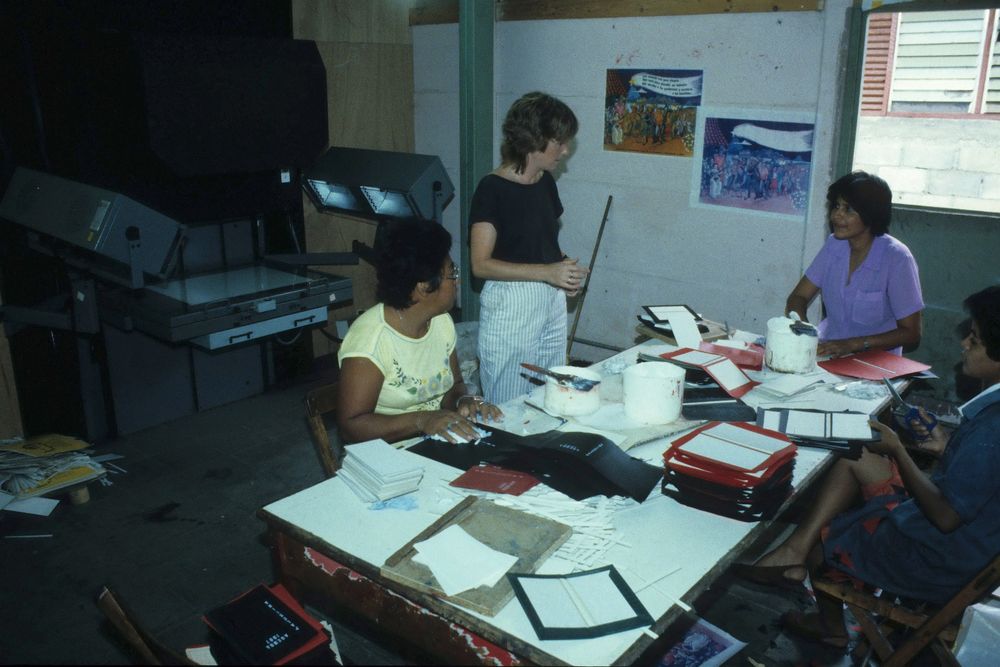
[568,194,613,359]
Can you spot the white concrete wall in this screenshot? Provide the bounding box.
[414,2,854,361]
[854,116,1000,213]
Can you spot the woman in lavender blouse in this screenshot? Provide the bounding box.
[785,171,924,357]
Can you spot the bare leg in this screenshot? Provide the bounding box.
[753,449,894,581]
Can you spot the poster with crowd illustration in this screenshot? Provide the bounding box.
[604,68,702,156]
[692,110,816,219]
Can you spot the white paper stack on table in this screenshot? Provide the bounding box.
[412,524,518,596]
[753,372,825,400]
[339,439,424,502]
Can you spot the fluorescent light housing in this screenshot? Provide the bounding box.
[303,147,454,224]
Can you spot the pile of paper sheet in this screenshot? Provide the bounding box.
[752,372,825,400]
[338,439,424,502]
[411,524,518,596]
[0,434,106,498]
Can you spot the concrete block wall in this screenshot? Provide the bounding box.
[854,116,1000,213]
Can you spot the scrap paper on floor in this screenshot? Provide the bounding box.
[412,524,518,596]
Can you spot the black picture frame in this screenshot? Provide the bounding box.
[508,565,653,640]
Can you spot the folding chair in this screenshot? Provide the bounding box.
[812,552,1000,666]
[305,381,342,478]
[97,585,195,665]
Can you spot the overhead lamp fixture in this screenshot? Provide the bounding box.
[0,167,184,289]
[303,147,455,263]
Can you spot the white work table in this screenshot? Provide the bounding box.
[259,339,898,666]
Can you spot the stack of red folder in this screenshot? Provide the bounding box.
[662,422,796,521]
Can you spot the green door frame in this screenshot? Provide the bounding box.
[833,4,865,177]
[458,0,494,321]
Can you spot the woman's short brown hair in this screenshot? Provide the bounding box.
[500,92,578,174]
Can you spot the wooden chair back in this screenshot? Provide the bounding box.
[305,381,341,478]
[813,551,1000,666]
[97,585,195,665]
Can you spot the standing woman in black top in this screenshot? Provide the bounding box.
[469,91,588,404]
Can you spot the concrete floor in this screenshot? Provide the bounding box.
[0,362,870,666]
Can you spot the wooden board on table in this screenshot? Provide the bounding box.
[380,496,572,617]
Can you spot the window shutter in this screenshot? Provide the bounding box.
[861,13,897,116]
[892,10,988,113]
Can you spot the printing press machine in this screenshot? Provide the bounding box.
[0,167,352,439]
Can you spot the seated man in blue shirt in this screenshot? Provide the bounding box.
[733,284,1000,648]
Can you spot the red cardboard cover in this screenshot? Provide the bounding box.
[818,350,931,380]
[449,464,540,495]
[663,422,796,489]
[659,348,760,399]
[698,341,765,371]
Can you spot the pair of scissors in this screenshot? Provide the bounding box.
[881,378,938,441]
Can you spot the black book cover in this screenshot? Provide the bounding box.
[203,585,324,665]
[410,426,663,502]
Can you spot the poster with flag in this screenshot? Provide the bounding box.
[691,107,817,219]
[604,68,703,156]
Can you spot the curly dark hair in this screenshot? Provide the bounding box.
[375,221,453,309]
[826,170,893,236]
[500,92,578,174]
[965,285,1000,362]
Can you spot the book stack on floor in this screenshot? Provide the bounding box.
[338,439,424,502]
[661,422,796,521]
[202,583,334,665]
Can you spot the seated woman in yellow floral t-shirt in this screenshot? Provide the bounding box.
[337,221,502,444]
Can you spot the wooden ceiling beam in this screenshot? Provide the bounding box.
[410,0,823,27]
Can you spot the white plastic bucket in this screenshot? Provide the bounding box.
[765,316,817,373]
[543,365,602,417]
[623,362,685,424]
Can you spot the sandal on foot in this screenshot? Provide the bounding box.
[730,562,806,591]
[782,610,849,649]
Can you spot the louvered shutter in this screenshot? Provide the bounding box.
[861,13,897,116]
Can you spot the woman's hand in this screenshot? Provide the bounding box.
[907,407,948,457]
[817,338,857,358]
[866,420,906,458]
[456,395,503,423]
[419,410,482,444]
[547,257,589,293]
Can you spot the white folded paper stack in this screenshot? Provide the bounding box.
[338,439,424,502]
[754,372,824,400]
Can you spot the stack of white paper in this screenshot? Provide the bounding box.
[0,448,105,498]
[338,439,424,502]
[754,373,824,399]
[412,524,518,595]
